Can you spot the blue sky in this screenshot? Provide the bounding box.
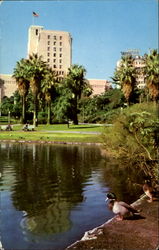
[0,0,158,80]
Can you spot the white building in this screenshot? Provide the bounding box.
[28,25,72,77]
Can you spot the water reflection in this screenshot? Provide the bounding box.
[102,158,144,203]
[0,143,104,237]
[0,143,144,249]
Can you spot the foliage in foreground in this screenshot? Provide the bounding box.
[102,103,159,181]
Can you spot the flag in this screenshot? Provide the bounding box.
[33,12,39,17]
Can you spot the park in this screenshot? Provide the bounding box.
[0,0,158,248]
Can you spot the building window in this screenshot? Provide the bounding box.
[54,35,56,40]
[53,59,56,63]
[53,47,56,51]
[48,35,50,39]
[53,64,56,68]
[59,59,62,63]
[59,65,62,69]
[60,42,62,46]
[35,29,38,35]
[54,41,56,46]
[47,59,50,62]
[48,41,50,45]
[48,47,50,51]
[59,54,62,57]
[48,53,50,57]
[59,48,62,52]
[60,36,62,40]
[53,53,56,57]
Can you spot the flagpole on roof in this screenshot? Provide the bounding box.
[32,12,39,25]
[32,15,34,25]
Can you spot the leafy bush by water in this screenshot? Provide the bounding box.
[102,102,159,181]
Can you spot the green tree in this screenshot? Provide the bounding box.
[65,64,87,124]
[113,55,136,105]
[53,84,72,124]
[79,89,124,123]
[41,68,57,124]
[13,58,30,123]
[144,49,159,103]
[12,91,22,119]
[26,54,48,126]
[1,96,14,117]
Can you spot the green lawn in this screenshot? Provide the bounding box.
[0,124,106,143]
[35,124,105,132]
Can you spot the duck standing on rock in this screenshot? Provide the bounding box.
[106,192,140,221]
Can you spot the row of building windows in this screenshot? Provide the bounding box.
[47,56,62,63]
[47,52,63,58]
[51,47,62,52]
[57,71,64,75]
[48,35,62,40]
[47,47,63,53]
[53,64,63,69]
[2,80,16,84]
[47,41,62,46]
[134,60,145,66]
[47,47,62,51]
[47,59,63,69]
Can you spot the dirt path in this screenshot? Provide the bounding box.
[67,196,159,250]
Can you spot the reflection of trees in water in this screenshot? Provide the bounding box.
[1,143,102,235]
[21,200,71,235]
[103,157,145,203]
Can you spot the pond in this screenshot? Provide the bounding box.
[0,143,143,250]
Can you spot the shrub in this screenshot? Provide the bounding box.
[102,102,159,181]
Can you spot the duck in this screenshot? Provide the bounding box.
[143,179,158,202]
[106,192,140,220]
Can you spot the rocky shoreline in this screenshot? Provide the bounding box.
[66,195,159,250]
[0,139,102,146]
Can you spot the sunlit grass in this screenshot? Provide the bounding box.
[2,123,105,132]
[0,128,102,143]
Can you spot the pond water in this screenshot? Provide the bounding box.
[0,143,143,250]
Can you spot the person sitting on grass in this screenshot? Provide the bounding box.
[23,123,29,131]
[6,123,12,131]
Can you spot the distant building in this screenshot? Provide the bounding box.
[0,75,111,101]
[88,79,112,96]
[133,56,145,89]
[0,74,17,102]
[0,25,111,101]
[27,25,72,77]
[117,49,146,89]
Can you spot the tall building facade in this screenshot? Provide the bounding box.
[0,25,111,101]
[27,25,72,77]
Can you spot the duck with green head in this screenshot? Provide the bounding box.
[106,192,140,221]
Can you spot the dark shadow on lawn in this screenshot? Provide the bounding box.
[70,126,101,130]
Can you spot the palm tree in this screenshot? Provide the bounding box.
[13,58,29,123]
[26,54,48,126]
[66,64,87,124]
[41,68,57,124]
[144,49,159,103]
[113,55,136,105]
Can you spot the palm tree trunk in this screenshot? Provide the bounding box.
[47,103,51,125]
[22,95,26,124]
[33,95,38,127]
[73,96,78,125]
